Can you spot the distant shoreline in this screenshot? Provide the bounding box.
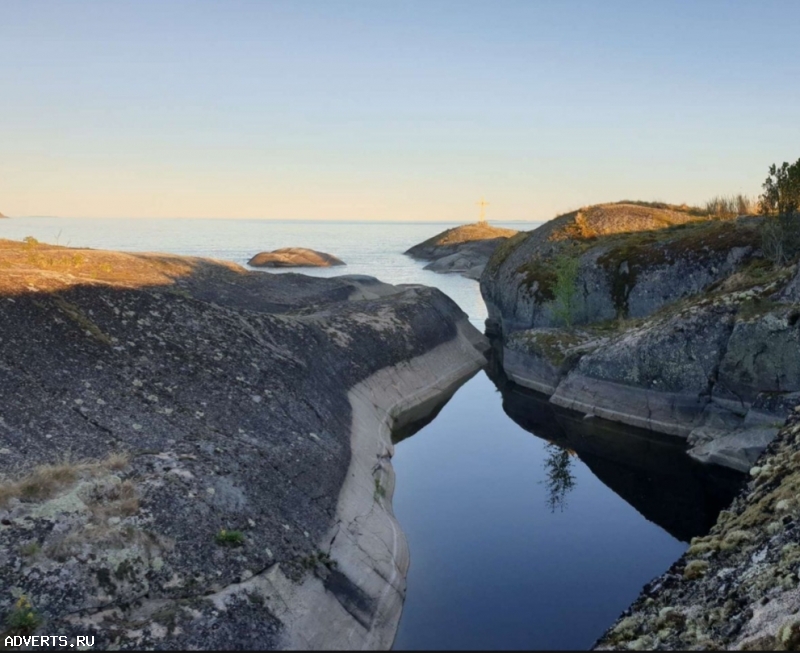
[8,215,543,225]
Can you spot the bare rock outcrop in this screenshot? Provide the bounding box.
[0,238,487,649]
[482,206,800,473]
[594,411,800,650]
[405,223,518,280]
[248,247,345,268]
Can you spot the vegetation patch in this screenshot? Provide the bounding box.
[52,296,114,345]
[215,529,245,547]
[411,222,518,250]
[300,550,338,571]
[512,329,587,367]
[595,219,758,317]
[373,478,386,500]
[3,596,41,636]
[486,231,529,274]
[683,559,710,580]
[0,453,130,508]
[515,258,557,301]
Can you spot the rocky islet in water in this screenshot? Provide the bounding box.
[247,247,346,268]
[404,222,518,280]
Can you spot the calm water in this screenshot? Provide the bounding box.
[1,217,741,650]
[0,217,517,328]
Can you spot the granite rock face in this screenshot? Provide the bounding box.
[480,204,756,334]
[483,207,800,472]
[0,238,487,649]
[248,247,345,268]
[405,223,518,280]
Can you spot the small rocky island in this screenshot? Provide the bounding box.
[0,238,487,648]
[405,222,518,280]
[248,247,345,268]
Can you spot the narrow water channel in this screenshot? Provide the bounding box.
[391,367,742,650]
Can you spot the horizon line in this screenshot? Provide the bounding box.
[8,215,546,223]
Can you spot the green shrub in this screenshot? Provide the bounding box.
[549,253,581,327]
[215,529,244,547]
[761,159,800,217]
[5,596,40,635]
[760,214,800,266]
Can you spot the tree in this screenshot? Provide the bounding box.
[542,443,576,513]
[760,158,800,216]
[759,158,800,266]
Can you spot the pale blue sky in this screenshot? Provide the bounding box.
[2,1,798,220]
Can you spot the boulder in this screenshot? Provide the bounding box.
[248,247,345,268]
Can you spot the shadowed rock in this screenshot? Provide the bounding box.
[248,247,345,268]
[594,413,800,651]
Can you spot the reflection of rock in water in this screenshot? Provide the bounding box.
[496,371,744,542]
[543,443,577,513]
[391,368,481,444]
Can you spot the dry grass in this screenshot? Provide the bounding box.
[413,222,518,249]
[550,203,707,242]
[0,237,243,295]
[0,452,130,508]
[704,194,757,218]
[87,479,140,521]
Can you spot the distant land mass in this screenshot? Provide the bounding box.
[0,211,8,218]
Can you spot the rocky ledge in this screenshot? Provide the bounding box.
[248,247,345,268]
[0,238,488,649]
[405,223,518,280]
[594,410,800,650]
[481,204,800,473]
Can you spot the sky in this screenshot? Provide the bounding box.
[2,0,799,221]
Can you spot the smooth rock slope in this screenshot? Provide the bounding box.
[0,238,487,649]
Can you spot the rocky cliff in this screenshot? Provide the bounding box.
[405,223,518,280]
[481,205,800,472]
[594,410,800,650]
[0,238,488,649]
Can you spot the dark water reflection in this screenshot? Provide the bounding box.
[391,362,743,650]
[500,381,744,542]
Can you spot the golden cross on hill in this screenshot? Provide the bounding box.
[477,197,489,223]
